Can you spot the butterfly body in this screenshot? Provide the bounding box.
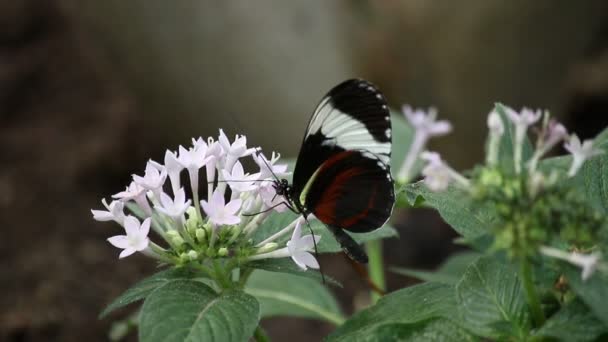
[274,79,395,263]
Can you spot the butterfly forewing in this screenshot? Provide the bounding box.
[292,79,392,196]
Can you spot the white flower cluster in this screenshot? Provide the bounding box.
[92,130,320,270]
[399,104,604,193]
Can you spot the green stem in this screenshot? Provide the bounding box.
[254,326,270,342]
[519,257,545,326]
[238,267,254,288]
[366,240,385,304]
[213,260,232,289]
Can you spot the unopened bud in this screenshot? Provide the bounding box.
[187,250,198,261]
[171,236,185,247]
[195,228,206,242]
[256,242,279,254]
[218,247,228,257]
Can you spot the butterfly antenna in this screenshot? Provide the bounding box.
[253,147,283,184]
[303,215,326,284]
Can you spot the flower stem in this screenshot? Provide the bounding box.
[519,257,544,326]
[253,326,270,342]
[366,240,385,304]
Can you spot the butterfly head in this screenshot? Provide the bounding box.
[272,178,291,197]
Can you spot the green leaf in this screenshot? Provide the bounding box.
[565,154,608,214]
[367,319,478,342]
[100,267,196,318]
[493,103,534,170]
[139,280,259,342]
[327,282,458,341]
[246,258,341,287]
[244,270,344,325]
[534,300,607,342]
[455,256,529,339]
[564,265,608,326]
[390,111,415,176]
[253,211,398,254]
[391,251,481,284]
[402,182,492,240]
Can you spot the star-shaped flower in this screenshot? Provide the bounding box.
[421,152,451,192]
[397,106,451,183]
[222,161,260,193]
[133,161,167,198]
[564,134,603,177]
[252,151,289,180]
[112,181,152,215]
[218,129,254,159]
[286,220,321,270]
[402,105,452,137]
[177,145,213,171]
[107,216,151,258]
[504,107,542,128]
[162,150,184,195]
[258,182,288,212]
[201,189,242,226]
[570,251,601,281]
[91,198,125,225]
[154,187,191,219]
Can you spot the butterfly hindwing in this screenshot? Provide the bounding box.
[303,150,394,233]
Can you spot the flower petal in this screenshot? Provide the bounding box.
[107,235,129,248]
[119,248,136,259]
[224,198,242,215]
[123,216,140,236]
[294,251,320,269]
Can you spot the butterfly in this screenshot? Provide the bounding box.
[273,79,395,263]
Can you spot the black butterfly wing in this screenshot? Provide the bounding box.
[292,79,392,196]
[303,150,394,232]
[290,79,394,263]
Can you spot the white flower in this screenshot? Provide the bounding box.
[91,198,125,225]
[258,182,288,213]
[504,107,542,127]
[107,216,151,258]
[154,188,191,220]
[192,136,208,151]
[112,181,152,215]
[286,220,321,270]
[403,105,452,136]
[218,129,253,159]
[571,252,601,281]
[163,150,184,195]
[222,160,260,193]
[133,161,167,198]
[540,246,601,281]
[397,105,451,183]
[544,120,568,150]
[504,106,542,174]
[487,110,504,136]
[201,189,242,226]
[177,145,213,171]
[252,151,289,180]
[486,110,504,166]
[564,134,603,177]
[421,152,451,191]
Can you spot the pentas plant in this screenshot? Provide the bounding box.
[94,129,396,342]
[93,130,317,271]
[326,103,608,342]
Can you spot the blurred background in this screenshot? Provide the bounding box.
[2,1,608,341]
